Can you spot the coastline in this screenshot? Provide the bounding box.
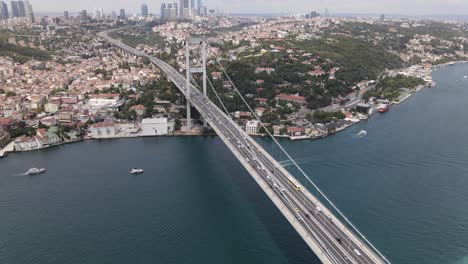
[1,61,466,160]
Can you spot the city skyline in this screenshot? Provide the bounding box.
[21,0,468,15]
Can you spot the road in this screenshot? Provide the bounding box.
[99,31,387,264]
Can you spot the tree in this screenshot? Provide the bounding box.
[174,119,182,131]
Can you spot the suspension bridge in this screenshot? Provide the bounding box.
[98,30,390,264]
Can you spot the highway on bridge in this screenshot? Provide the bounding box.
[99,31,388,264]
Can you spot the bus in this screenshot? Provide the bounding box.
[288,178,301,191]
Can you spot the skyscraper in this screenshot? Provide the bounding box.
[93,8,104,20]
[179,0,192,18]
[80,10,88,23]
[119,9,126,20]
[24,0,34,23]
[141,4,148,17]
[160,3,166,19]
[17,0,25,17]
[10,1,19,17]
[64,10,69,21]
[0,1,9,19]
[161,2,178,20]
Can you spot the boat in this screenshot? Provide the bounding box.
[26,168,46,175]
[130,168,144,174]
[378,104,389,113]
[357,130,367,137]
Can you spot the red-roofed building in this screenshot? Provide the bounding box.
[91,122,117,138]
[287,126,305,137]
[255,107,267,117]
[211,72,222,80]
[131,104,146,116]
[255,98,268,105]
[234,111,252,119]
[275,94,306,105]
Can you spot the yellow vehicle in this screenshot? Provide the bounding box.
[288,179,301,191]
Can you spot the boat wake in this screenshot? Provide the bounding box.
[355,130,368,138]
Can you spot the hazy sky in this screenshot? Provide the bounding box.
[30,0,468,15]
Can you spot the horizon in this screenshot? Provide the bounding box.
[19,0,468,17]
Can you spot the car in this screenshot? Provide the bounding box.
[295,213,303,221]
[335,237,342,244]
[266,175,271,180]
[273,183,278,188]
[305,213,311,219]
[353,249,361,256]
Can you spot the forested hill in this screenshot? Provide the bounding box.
[0,31,51,63]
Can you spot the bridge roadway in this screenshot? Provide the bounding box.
[99,31,386,264]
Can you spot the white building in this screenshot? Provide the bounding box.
[15,136,43,151]
[44,102,60,113]
[141,118,168,136]
[90,122,117,138]
[88,94,120,111]
[245,120,260,135]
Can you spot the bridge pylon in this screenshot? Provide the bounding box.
[185,36,208,130]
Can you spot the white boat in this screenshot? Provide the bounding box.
[357,130,367,137]
[26,168,46,175]
[464,75,467,78]
[130,168,144,174]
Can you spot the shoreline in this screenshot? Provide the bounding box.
[1,61,466,160]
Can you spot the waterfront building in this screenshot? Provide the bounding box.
[141,118,168,136]
[141,4,148,17]
[287,126,305,137]
[91,122,117,138]
[356,103,371,114]
[0,1,8,20]
[245,120,259,135]
[14,135,43,151]
[0,130,11,149]
[63,10,69,21]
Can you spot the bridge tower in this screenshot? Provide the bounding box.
[185,36,208,129]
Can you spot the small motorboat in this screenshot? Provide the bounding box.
[357,130,367,137]
[26,168,46,175]
[130,168,144,174]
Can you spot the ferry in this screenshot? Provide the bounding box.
[378,104,389,113]
[130,168,144,174]
[26,168,46,175]
[357,130,367,137]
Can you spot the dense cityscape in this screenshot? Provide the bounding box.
[1,1,467,156]
[1,1,468,263]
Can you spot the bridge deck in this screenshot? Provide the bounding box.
[99,31,387,264]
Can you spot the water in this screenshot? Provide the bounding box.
[1,63,468,263]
